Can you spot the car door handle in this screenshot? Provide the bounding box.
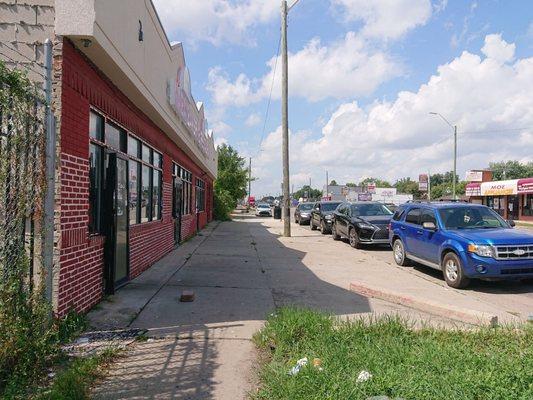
[400,226,406,230]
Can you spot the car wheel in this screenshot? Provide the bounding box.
[310,219,317,230]
[320,220,328,234]
[392,239,410,266]
[349,228,361,249]
[331,223,340,240]
[442,252,470,289]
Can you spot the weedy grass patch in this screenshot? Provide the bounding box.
[254,308,533,400]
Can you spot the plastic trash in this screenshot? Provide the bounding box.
[356,370,372,383]
[288,357,308,375]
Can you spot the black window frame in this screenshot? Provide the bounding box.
[88,140,104,234]
[175,164,192,215]
[196,178,206,212]
[88,109,163,228]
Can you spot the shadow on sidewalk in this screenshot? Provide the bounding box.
[92,217,372,399]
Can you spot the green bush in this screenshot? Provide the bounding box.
[214,186,234,221]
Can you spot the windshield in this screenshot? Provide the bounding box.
[351,203,393,217]
[298,203,314,211]
[438,206,508,229]
[321,202,341,212]
[257,204,270,209]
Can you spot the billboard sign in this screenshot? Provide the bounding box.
[465,182,481,196]
[517,178,533,194]
[465,170,483,182]
[358,193,372,201]
[480,180,518,196]
[367,182,376,194]
[418,174,428,192]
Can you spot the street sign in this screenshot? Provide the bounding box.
[367,182,376,194]
[418,174,428,191]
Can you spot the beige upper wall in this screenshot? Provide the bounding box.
[55,0,217,178]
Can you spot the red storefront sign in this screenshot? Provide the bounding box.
[517,178,533,194]
[465,182,481,196]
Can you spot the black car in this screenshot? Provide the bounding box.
[310,201,342,234]
[294,202,314,225]
[331,201,393,248]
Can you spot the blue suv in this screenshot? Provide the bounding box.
[389,202,533,288]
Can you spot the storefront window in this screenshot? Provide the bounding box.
[486,196,505,216]
[152,169,161,220]
[89,112,104,141]
[524,194,533,217]
[89,143,103,233]
[106,122,126,152]
[128,136,140,158]
[141,164,152,223]
[196,179,205,212]
[129,160,140,225]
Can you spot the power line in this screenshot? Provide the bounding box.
[1,42,45,68]
[0,50,47,80]
[255,35,281,157]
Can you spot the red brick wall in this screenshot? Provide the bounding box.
[56,39,214,316]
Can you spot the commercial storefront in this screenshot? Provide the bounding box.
[466,178,533,222]
[1,0,217,316]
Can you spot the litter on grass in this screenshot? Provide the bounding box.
[312,358,323,371]
[356,370,372,383]
[288,357,308,375]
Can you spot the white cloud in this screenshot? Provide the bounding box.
[245,113,262,127]
[251,34,533,195]
[153,0,278,46]
[332,0,432,40]
[207,32,402,106]
[481,33,515,64]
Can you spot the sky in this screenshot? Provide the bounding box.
[153,0,533,197]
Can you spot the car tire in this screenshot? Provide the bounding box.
[349,227,361,249]
[331,223,341,240]
[310,219,317,230]
[320,220,328,234]
[442,252,470,289]
[392,239,410,266]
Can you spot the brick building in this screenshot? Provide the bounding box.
[0,0,217,316]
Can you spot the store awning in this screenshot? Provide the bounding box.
[480,180,518,196]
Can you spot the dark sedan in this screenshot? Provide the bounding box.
[310,201,342,234]
[294,202,314,225]
[332,201,393,248]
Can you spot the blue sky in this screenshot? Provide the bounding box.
[154,0,533,197]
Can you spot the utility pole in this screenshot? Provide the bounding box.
[428,170,431,201]
[453,125,457,200]
[325,170,329,200]
[248,157,251,205]
[281,0,290,236]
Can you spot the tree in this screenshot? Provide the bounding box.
[394,177,421,198]
[214,144,249,220]
[329,180,338,186]
[489,160,533,180]
[293,185,322,200]
[359,177,392,188]
[345,182,358,187]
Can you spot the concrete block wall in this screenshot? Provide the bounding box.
[0,0,54,83]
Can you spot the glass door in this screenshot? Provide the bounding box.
[103,152,130,294]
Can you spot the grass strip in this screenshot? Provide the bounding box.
[35,348,119,400]
[254,307,533,400]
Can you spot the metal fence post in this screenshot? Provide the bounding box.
[43,39,56,305]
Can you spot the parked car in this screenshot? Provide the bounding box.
[310,201,342,233]
[389,202,533,288]
[331,202,393,248]
[255,203,272,217]
[294,202,315,225]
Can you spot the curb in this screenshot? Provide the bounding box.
[349,281,500,326]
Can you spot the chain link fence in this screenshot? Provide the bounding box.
[0,61,50,391]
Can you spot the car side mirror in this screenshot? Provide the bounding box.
[507,219,516,227]
[422,221,437,230]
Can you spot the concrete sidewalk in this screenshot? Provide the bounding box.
[90,215,457,400]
